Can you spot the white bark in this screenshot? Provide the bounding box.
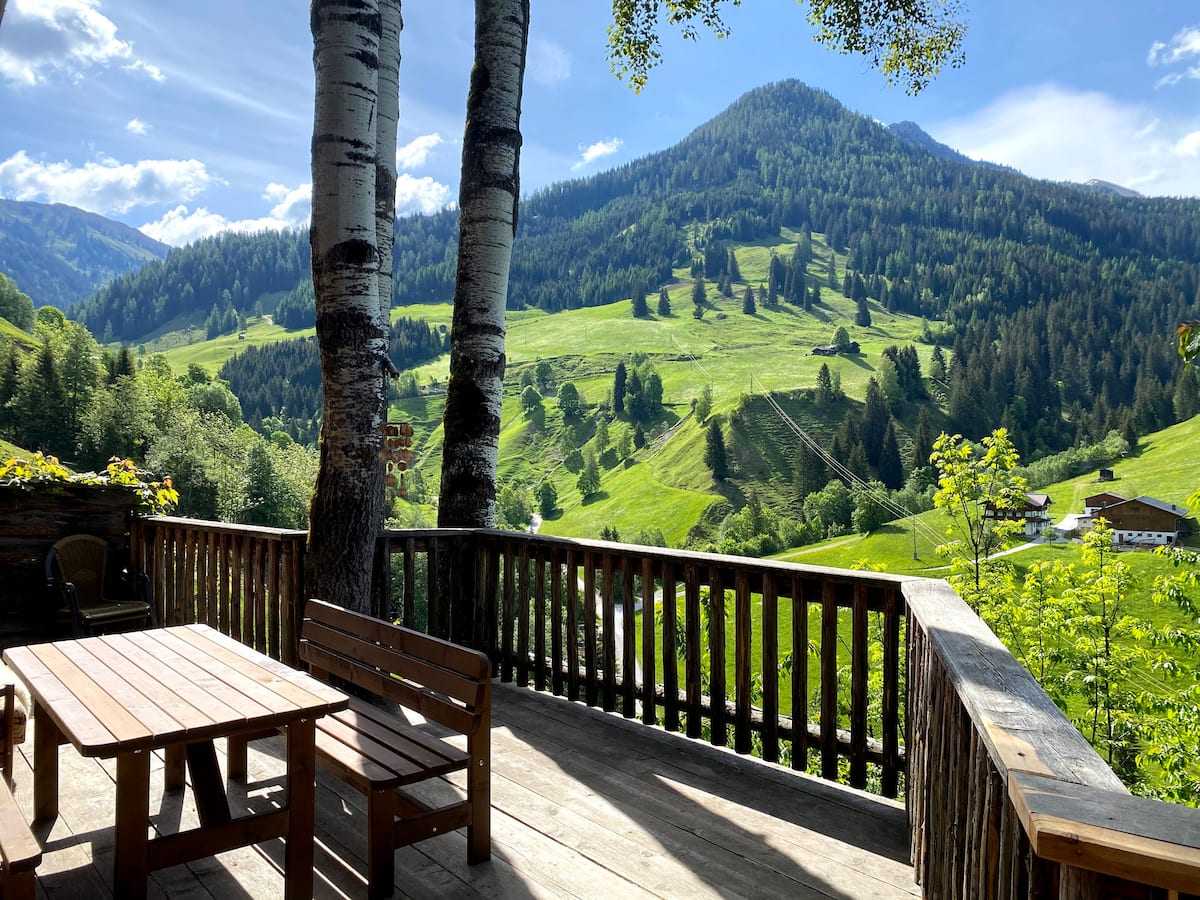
[376,1,401,325]
[438,0,529,528]
[307,0,393,611]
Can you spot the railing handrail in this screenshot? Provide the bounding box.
[438,526,917,590]
[142,514,307,541]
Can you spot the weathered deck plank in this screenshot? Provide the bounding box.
[9,682,915,898]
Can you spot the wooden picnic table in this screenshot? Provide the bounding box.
[3,625,348,899]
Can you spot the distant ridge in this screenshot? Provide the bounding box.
[0,199,169,310]
[887,121,1016,173]
[1076,179,1142,199]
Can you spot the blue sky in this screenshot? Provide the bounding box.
[0,1,1197,247]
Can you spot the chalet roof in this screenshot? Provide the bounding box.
[1084,491,1127,505]
[1126,495,1189,517]
[1027,493,1051,509]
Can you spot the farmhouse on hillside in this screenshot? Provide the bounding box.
[1081,494,1190,546]
[983,492,1053,537]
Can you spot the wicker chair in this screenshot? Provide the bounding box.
[45,534,157,638]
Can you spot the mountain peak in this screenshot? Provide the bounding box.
[1079,179,1142,198]
[0,199,169,310]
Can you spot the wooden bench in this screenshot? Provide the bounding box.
[0,685,40,900]
[231,599,491,899]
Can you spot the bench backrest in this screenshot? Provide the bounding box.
[299,599,490,736]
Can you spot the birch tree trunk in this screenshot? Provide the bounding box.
[307,0,398,613]
[437,0,530,528]
[375,2,401,325]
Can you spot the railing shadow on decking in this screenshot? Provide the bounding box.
[131,517,1200,900]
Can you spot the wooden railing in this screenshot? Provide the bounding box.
[378,528,907,795]
[131,517,307,665]
[904,578,1200,899]
[132,517,1200,898]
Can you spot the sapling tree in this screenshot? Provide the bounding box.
[930,428,1029,593]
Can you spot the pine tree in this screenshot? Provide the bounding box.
[594,417,610,453]
[793,440,828,499]
[692,278,706,310]
[860,378,890,466]
[877,420,904,489]
[657,288,671,316]
[633,423,646,449]
[814,363,834,413]
[631,285,649,318]
[577,451,601,498]
[704,419,727,480]
[911,406,935,471]
[855,295,872,327]
[727,248,741,282]
[613,361,627,414]
[742,285,756,314]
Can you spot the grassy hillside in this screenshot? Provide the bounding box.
[144,230,935,542]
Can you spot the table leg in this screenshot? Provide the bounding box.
[185,741,231,826]
[114,750,150,900]
[32,700,60,822]
[283,719,316,900]
[164,744,186,792]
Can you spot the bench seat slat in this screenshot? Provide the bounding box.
[0,778,40,874]
[332,701,469,771]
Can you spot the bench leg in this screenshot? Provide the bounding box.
[467,733,491,864]
[2,867,35,900]
[367,787,395,899]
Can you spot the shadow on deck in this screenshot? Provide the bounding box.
[14,682,915,899]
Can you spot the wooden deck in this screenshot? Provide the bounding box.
[12,682,916,899]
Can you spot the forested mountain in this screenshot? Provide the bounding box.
[0,200,168,311]
[72,79,1200,459]
[218,317,448,441]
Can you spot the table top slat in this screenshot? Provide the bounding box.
[145,631,298,720]
[85,635,217,735]
[25,644,152,753]
[2,645,119,752]
[100,632,246,727]
[117,630,275,725]
[55,641,184,740]
[174,626,345,710]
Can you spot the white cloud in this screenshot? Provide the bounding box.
[138,205,295,247]
[1176,131,1200,158]
[140,175,448,247]
[529,38,571,86]
[123,59,165,82]
[1148,26,1200,87]
[395,174,451,215]
[0,0,156,85]
[263,181,312,227]
[0,150,214,213]
[572,137,623,170]
[930,84,1200,197]
[396,133,443,171]
[125,118,148,136]
[1148,26,1200,66]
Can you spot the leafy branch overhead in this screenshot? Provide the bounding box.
[1177,320,1200,366]
[607,0,967,94]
